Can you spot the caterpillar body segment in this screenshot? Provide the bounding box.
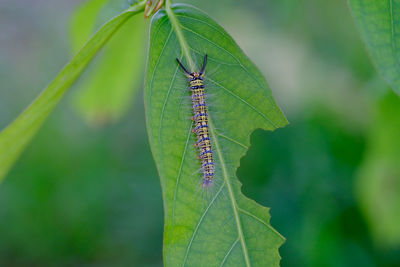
[176,55,214,188]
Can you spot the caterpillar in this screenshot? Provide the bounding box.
[176,55,214,188]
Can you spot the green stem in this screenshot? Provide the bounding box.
[128,0,147,12]
[165,0,195,71]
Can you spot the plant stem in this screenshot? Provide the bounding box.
[127,0,148,12]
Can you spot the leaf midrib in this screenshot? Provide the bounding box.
[208,116,251,267]
[165,2,195,70]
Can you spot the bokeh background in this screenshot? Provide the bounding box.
[1,0,400,266]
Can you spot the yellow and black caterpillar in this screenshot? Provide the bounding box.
[176,55,214,188]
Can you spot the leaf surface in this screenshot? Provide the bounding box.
[349,0,400,94]
[145,4,287,266]
[0,2,145,182]
[70,0,146,125]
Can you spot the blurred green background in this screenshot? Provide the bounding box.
[1,0,400,266]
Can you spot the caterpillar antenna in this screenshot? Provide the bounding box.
[176,58,191,75]
[200,54,207,74]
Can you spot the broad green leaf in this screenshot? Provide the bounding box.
[70,0,146,125]
[349,0,400,94]
[0,2,146,183]
[145,4,287,266]
[356,92,400,247]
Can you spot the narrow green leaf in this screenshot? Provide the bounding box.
[349,0,400,94]
[0,2,146,182]
[145,4,287,266]
[357,92,400,247]
[70,0,146,125]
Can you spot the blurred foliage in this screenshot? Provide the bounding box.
[238,109,397,266]
[69,0,110,50]
[357,92,400,248]
[0,0,146,183]
[70,0,146,126]
[0,0,400,266]
[0,99,163,266]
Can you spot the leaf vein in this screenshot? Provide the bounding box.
[208,117,251,267]
[175,14,233,44]
[180,25,244,67]
[171,123,193,223]
[389,0,400,72]
[189,47,238,66]
[179,24,278,107]
[208,77,277,128]
[148,24,173,106]
[238,208,284,239]
[219,237,240,267]
[215,132,248,149]
[159,58,180,147]
[181,182,226,267]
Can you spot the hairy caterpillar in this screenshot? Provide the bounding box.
[176,55,214,188]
